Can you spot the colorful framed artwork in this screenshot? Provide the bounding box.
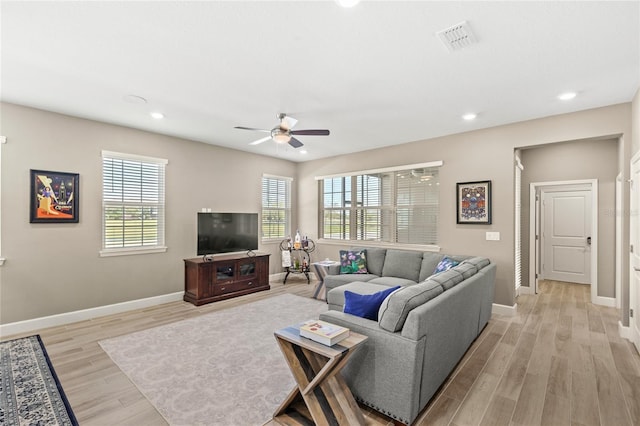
[456,180,491,224]
[30,169,79,223]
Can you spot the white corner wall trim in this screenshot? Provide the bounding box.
[492,303,517,317]
[0,291,184,337]
[618,320,640,351]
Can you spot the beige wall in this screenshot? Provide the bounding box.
[0,101,634,325]
[298,103,632,308]
[520,138,619,297]
[0,103,296,324]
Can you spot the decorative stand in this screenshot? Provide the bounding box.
[280,238,315,284]
[273,325,368,425]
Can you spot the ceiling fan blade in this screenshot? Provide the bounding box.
[235,126,270,133]
[288,137,304,148]
[281,115,298,130]
[249,136,272,146]
[290,129,330,136]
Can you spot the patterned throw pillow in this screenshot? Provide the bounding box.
[339,250,368,274]
[433,256,460,274]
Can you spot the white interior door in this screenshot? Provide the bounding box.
[629,153,640,352]
[542,190,592,284]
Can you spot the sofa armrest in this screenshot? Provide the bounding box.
[319,310,425,424]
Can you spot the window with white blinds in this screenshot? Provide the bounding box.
[101,151,167,256]
[515,157,523,290]
[319,163,440,246]
[262,175,292,240]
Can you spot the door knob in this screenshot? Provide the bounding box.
[587,236,591,245]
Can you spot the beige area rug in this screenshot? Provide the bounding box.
[99,294,328,426]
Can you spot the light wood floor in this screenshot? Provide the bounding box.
[3,279,640,426]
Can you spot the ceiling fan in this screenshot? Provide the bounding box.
[235,113,330,148]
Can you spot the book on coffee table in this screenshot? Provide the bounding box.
[299,319,350,346]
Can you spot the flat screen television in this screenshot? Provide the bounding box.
[197,212,259,255]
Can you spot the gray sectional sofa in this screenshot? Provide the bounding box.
[319,247,496,425]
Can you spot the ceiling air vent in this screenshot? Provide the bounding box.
[436,21,476,52]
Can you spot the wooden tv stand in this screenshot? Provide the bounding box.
[184,253,270,306]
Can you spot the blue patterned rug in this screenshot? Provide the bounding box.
[0,335,78,426]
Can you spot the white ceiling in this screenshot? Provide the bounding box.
[1,1,639,162]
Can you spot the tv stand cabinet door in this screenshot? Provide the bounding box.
[184,260,214,302]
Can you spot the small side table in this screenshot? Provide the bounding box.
[311,261,340,301]
[273,325,368,426]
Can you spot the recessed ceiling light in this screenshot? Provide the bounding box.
[335,0,360,7]
[150,112,164,120]
[462,113,477,121]
[557,92,577,101]
[299,150,308,155]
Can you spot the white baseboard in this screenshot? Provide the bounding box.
[492,302,517,317]
[0,291,184,338]
[517,286,534,296]
[619,320,640,353]
[593,296,616,308]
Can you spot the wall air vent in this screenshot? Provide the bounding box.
[436,21,477,52]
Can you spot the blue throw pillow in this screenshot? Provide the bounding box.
[344,286,401,321]
[433,257,459,274]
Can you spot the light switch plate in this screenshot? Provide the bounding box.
[486,231,500,241]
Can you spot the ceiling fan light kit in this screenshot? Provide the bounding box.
[235,113,330,149]
[271,128,291,144]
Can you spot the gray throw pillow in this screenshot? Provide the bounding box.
[378,279,443,332]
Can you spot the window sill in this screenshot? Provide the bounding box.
[100,246,168,257]
[316,239,441,253]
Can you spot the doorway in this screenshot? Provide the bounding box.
[529,180,598,303]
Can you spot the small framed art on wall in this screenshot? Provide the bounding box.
[30,169,79,223]
[456,180,491,224]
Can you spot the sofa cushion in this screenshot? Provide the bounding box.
[327,281,392,309]
[378,279,443,332]
[419,252,445,282]
[369,276,418,287]
[352,246,387,276]
[452,262,478,279]
[428,269,464,290]
[381,249,423,282]
[344,286,401,321]
[324,273,378,291]
[433,256,460,274]
[339,249,368,274]
[462,256,490,270]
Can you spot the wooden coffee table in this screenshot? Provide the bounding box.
[273,324,368,426]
